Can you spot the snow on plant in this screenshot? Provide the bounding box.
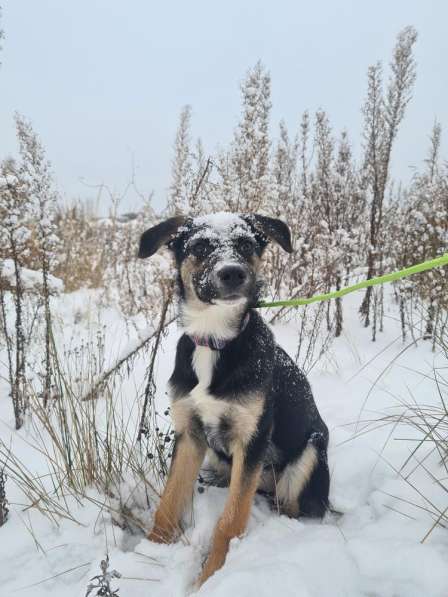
[15,112,61,407]
[0,113,62,424]
[360,26,418,331]
[168,104,194,216]
[231,61,274,214]
[85,556,122,597]
[389,121,448,344]
[0,157,34,428]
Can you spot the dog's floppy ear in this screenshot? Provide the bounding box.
[244,214,293,253]
[138,216,186,258]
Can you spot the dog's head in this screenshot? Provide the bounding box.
[138,212,292,308]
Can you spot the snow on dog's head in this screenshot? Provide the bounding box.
[138,212,292,308]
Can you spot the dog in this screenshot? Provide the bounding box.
[138,212,330,586]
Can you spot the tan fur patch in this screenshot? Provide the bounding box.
[198,443,262,586]
[180,256,201,302]
[148,433,206,544]
[250,253,262,272]
[171,398,195,434]
[276,443,318,517]
[178,388,264,447]
[231,396,264,445]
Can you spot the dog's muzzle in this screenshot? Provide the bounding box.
[214,263,250,299]
[216,263,248,293]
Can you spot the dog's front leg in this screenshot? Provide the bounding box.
[148,431,206,544]
[198,442,262,586]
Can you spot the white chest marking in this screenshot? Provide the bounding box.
[190,346,226,427]
[181,300,247,340]
[191,346,218,388]
[171,346,264,448]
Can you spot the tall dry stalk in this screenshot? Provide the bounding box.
[0,458,8,527]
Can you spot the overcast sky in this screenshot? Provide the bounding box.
[1,0,447,213]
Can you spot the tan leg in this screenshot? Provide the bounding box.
[148,433,206,544]
[198,444,261,586]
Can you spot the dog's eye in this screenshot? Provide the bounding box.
[190,240,211,259]
[238,239,255,257]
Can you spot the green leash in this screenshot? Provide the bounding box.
[256,253,448,309]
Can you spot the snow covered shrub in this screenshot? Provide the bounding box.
[389,122,448,344]
[359,27,418,331]
[54,202,106,292]
[54,191,172,322]
[15,113,61,407]
[99,207,175,321]
[0,157,34,428]
[0,114,62,425]
[230,61,273,214]
[168,104,194,215]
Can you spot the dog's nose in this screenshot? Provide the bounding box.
[217,264,247,289]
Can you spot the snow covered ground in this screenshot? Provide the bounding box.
[1,289,448,597]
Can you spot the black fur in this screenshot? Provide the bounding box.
[138,215,186,259]
[242,214,293,254]
[171,309,329,514]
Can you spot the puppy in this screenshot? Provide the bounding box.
[138,212,329,586]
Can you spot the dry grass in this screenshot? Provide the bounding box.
[349,320,448,540]
[0,308,175,534]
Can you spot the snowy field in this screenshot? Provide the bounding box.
[1,289,448,597]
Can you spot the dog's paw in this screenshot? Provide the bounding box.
[196,549,226,589]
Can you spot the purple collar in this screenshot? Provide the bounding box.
[190,312,250,351]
